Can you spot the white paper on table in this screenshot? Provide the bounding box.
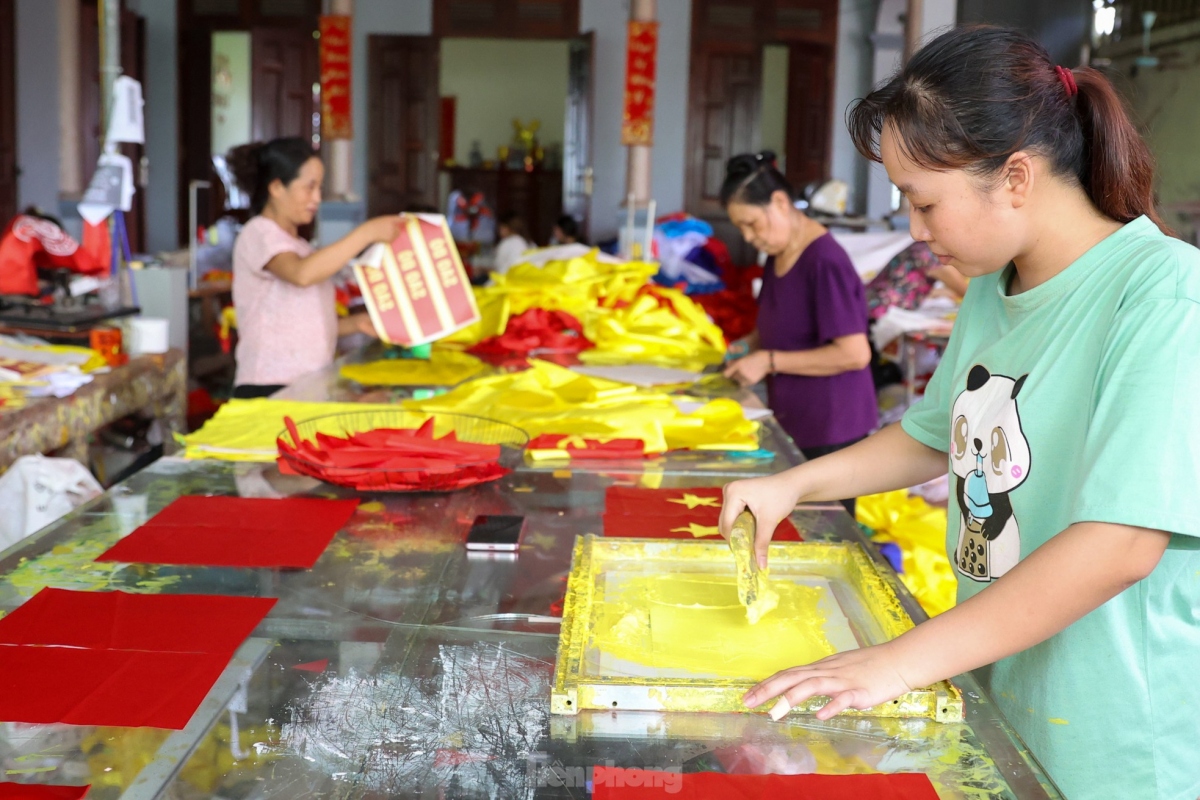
[571,365,704,388]
[672,399,773,421]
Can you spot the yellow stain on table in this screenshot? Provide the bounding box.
[591,573,835,680]
[669,523,721,538]
[1048,717,1069,725]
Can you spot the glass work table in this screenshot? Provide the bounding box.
[0,353,1061,798]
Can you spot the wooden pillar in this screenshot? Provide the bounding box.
[624,0,655,208]
[326,0,354,200]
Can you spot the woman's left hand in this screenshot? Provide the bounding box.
[354,313,379,338]
[744,642,914,721]
[724,350,772,386]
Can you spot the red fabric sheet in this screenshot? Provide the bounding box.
[0,647,230,729]
[96,496,360,569]
[0,784,90,799]
[0,588,276,654]
[592,768,940,799]
[0,589,275,730]
[602,487,802,541]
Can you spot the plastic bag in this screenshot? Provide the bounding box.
[0,455,102,550]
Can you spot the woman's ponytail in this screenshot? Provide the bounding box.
[1073,68,1172,234]
[225,137,315,215]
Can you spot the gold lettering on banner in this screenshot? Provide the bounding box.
[403,270,428,300]
[369,274,396,312]
[435,258,458,287]
[428,236,449,260]
[396,248,428,300]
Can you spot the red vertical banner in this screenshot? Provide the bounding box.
[319,15,352,140]
[621,21,658,146]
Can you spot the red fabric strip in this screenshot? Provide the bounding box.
[96,496,360,568]
[0,589,275,654]
[138,496,360,532]
[0,783,91,799]
[0,647,232,729]
[603,487,802,541]
[592,768,940,799]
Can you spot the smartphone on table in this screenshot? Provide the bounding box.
[465,514,525,552]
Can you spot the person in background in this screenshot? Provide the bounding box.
[551,214,586,246]
[721,151,876,513]
[492,212,531,275]
[227,137,401,399]
[865,240,969,319]
[721,26,1200,800]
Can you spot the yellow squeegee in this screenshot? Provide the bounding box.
[728,510,780,624]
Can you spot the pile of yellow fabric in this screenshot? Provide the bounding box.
[442,252,726,371]
[856,490,957,617]
[404,360,758,454]
[182,365,759,461]
[180,399,398,461]
[339,349,486,387]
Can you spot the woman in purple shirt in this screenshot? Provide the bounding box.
[722,153,877,512]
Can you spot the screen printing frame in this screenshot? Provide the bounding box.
[552,536,964,721]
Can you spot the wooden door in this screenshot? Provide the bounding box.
[367,36,439,216]
[0,0,16,226]
[685,45,762,221]
[251,26,319,143]
[562,32,593,237]
[785,43,832,189]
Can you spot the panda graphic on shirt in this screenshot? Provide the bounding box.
[949,365,1031,582]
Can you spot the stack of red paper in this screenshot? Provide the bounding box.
[468,308,593,365]
[277,416,510,492]
[527,434,647,461]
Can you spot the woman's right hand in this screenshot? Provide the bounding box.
[720,470,806,569]
[361,214,405,245]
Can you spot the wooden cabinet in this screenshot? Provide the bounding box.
[444,166,563,247]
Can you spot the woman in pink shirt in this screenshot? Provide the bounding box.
[227,137,401,398]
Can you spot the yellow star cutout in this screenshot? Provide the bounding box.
[667,493,721,510]
[670,523,721,538]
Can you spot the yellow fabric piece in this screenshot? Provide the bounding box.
[181,399,399,461]
[404,359,758,454]
[856,490,957,617]
[667,493,721,509]
[669,523,721,538]
[439,252,725,369]
[339,350,486,387]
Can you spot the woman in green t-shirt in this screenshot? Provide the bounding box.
[721,25,1200,800]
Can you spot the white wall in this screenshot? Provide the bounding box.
[579,0,629,241]
[15,0,61,215]
[830,0,875,217]
[439,38,570,164]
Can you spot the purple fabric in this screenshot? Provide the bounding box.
[758,233,877,449]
